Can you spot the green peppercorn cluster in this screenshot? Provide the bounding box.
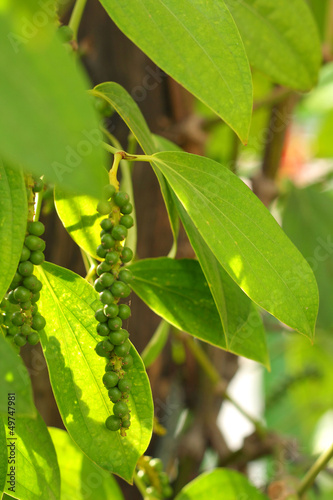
[0,178,46,348]
[95,185,135,435]
[137,457,173,499]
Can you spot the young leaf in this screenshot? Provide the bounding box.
[151,151,318,339]
[0,418,7,496]
[0,334,36,417]
[0,161,27,303]
[48,427,124,500]
[175,468,269,500]
[98,0,252,142]
[36,262,153,483]
[225,0,321,91]
[3,412,60,500]
[0,6,106,198]
[92,82,179,246]
[54,169,109,260]
[175,199,269,366]
[129,258,268,367]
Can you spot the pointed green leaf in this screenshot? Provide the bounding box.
[36,262,153,482]
[92,82,179,244]
[225,0,321,91]
[175,468,269,500]
[152,151,318,339]
[174,199,269,366]
[0,6,106,197]
[54,169,109,260]
[98,0,252,142]
[3,412,60,500]
[0,161,27,302]
[129,258,268,366]
[0,334,36,417]
[0,417,7,495]
[48,427,124,500]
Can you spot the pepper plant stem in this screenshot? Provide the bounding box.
[297,443,333,498]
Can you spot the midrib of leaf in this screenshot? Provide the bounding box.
[153,158,311,330]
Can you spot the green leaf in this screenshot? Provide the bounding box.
[0,161,27,302]
[92,83,179,245]
[174,199,269,367]
[0,6,106,198]
[48,427,124,500]
[0,334,36,417]
[3,412,60,500]
[141,320,171,369]
[151,151,318,339]
[0,417,7,495]
[98,1,252,142]
[54,170,109,260]
[129,258,268,366]
[282,185,333,329]
[36,262,153,483]
[175,468,269,500]
[225,0,321,91]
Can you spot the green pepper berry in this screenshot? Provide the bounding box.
[122,419,131,429]
[118,304,131,320]
[109,329,129,346]
[108,387,122,403]
[57,24,73,42]
[14,286,31,302]
[10,272,22,288]
[111,225,128,241]
[33,178,44,193]
[114,192,129,208]
[20,246,31,262]
[149,458,163,472]
[114,340,131,357]
[32,314,46,331]
[117,377,132,393]
[21,324,32,336]
[96,245,108,259]
[7,291,18,304]
[120,215,134,229]
[25,235,45,252]
[101,233,115,249]
[103,371,119,388]
[95,341,109,357]
[103,304,119,318]
[121,247,133,263]
[97,323,110,336]
[23,276,42,292]
[100,218,113,231]
[14,334,27,346]
[102,339,114,352]
[96,262,112,275]
[113,401,129,417]
[31,292,40,303]
[7,325,19,336]
[94,279,105,293]
[30,251,45,265]
[21,300,32,310]
[31,304,38,315]
[118,269,133,283]
[111,281,131,298]
[27,332,40,345]
[121,202,133,214]
[97,200,112,215]
[103,184,116,200]
[27,221,45,236]
[18,261,34,277]
[105,415,121,431]
[122,354,133,370]
[99,290,114,305]
[95,308,108,323]
[108,316,122,331]
[99,273,115,288]
[105,251,119,266]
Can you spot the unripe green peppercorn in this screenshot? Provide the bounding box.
[95,341,109,357]
[94,279,105,293]
[118,269,133,283]
[121,202,133,214]
[18,261,34,277]
[99,273,115,288]
[118,377,132,393]
[120,215,134,228]
[121,247,133,263]
[23,276,42,292]
[122,354,133,370]
[108,316,122,331]
[14,286,31,302]
[114,191,129,208]
[103,304,119,318]
[27,332,40,345]
[99,290,114,305]
[103,184,116,200]
[113,401,129,417]
[111,225,127,241]
[20,246,31,262]
[108,387,122,402]
[104,251,118,266]
[27,221,45,236]
[109,329,129,345]
[96,245,107,259]
[14,334,27,346]
[97,200,112,215]
[30,251,45,265]
[105,415,121,431]
[95,309,108,323]
[100,218,113,231]
[111,281,131,298]
[103,371,118,388]
[118,304,131,320]
[101,233,115,249]
[97,323,110,336]
[25,235,45,251]
[32,314,46,331]
[96,262,112,275]
[114,340,131,357]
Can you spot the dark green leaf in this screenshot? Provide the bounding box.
[152,151,318,339]
[0,5,106,197]
[49,427,124,500]
[98,0,252,142]
[175,468,269,500]
[0,161,27,302]
[36,262,153,482]
[225,0,321,90]
[282,185,333,329]
[0,334,36,417]
[3,412,60,500]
